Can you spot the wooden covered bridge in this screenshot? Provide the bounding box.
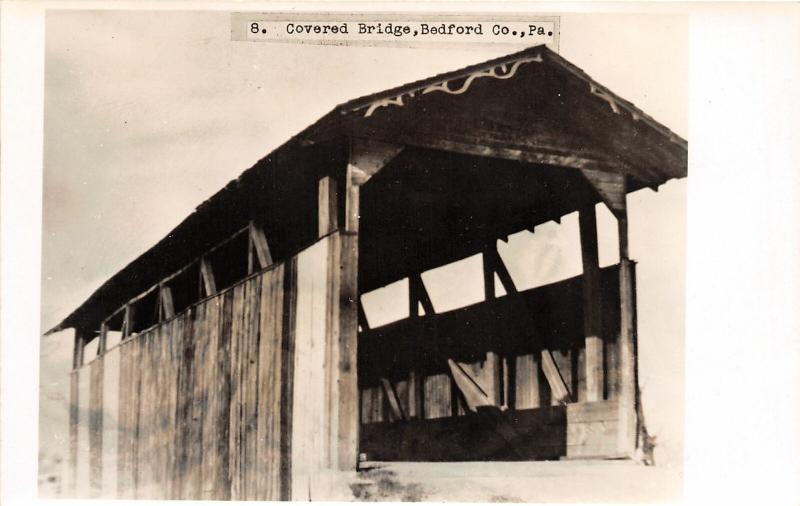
[51,44,687,500]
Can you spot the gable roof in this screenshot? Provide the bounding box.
[48,44,686,335]
[300,44,686,185]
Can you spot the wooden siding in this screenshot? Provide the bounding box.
[88,358,104,495]
[68,234,339,500]
[565,400,620,459]
[358,265,626,461]
[290,238,330,499]
[101,346,119,498]
[359,265,622,420]
[75,367,90,497]
[361,400,619,462]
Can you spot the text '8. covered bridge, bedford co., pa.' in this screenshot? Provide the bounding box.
[49,44,687,500]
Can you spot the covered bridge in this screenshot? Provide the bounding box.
[50,44,687,500]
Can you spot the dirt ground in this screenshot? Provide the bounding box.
[347,460,682,503]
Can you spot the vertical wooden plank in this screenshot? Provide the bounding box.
[170,317,185,500]
[101,346,119,498]
[514,354,540,409]
[576,346,587,403]
[291,238,330,498]
[280,257,298,500]
[211,295,227,500]
[256,265,284,500]
[360,386,379,424]
[148,330,159,498]
[338,173,361,471]
[424,374,452,419]
[161,323,173,498]
[68,370,79,496]
[617,259,638,457]
[200,298,216,500]
[216,291,233,500]
[160,322,171,499]
[318,176,338,236]
[135,332,149,498]
[238,280,249,500]
[580,206,604,402]
[229,283,246,500]
[76,364,91,496]
[116,342,129,498]
[407,371,424,419]
[175,311,194,499]
[407,279,425,420]
[482,247,502,406]
[605,340,619,400]
[158,326,168,498]
[89,358,104,496]
[129,336,142,498]
[245,277,262,500]
[190,304,208,500]
[325,233,341,470]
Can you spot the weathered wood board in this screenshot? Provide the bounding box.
[76,366,91,497]
[358,264,628,462]
[70,235,334,500]
[101,346,119,498]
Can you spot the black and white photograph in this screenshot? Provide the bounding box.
[37,9,687,502]
[1,2,799,505]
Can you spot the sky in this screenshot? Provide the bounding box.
[39,9,687,493]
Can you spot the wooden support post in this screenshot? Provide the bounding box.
[98,323,108,356]
[447,359,492,411]
[68,369,79,496]
[410,275,435,316]
[541,350,571,404]
[247,225,255,275]
[122,304,134,339]
[380,378,407,421]
[408,371,423,419]
[325,140,402,474]
[582,170,640,456]
[482,245,503,406]
[250,222,273,269]
[330,163,360,473]
[579,206,604,402]
[160,285,175,320]
[72,330,85,369]
[200,257,217,297]
[318,176,338,237]
[408,276,428,418]
[617,214,638,456]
